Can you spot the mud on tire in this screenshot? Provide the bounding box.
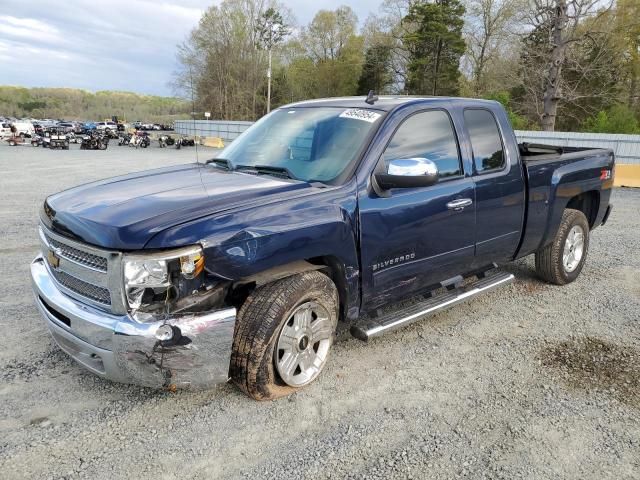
[230,271,339,400]
[535,208,590,285]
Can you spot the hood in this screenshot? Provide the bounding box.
[42,163,313,250]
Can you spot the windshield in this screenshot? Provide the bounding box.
[214,107,383,183]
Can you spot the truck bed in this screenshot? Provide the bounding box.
[516,142,615,259]
[519,142,608,163]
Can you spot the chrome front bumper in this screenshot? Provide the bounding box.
[30,255,237,389]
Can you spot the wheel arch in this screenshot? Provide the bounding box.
[566,190,600,229]
[228,256,349,322]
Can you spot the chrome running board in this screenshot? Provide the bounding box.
[351,271,514,342]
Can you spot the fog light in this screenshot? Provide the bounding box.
[155,324,174,341]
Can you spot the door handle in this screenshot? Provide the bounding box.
[447,198,473,211]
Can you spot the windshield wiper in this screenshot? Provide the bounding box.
[235,164,299,181]
[205,158,234,170]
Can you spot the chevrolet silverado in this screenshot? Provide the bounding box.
[31,96,615,399]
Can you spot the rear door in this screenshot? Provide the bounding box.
[461,107,525,265]
[358,108,476,310]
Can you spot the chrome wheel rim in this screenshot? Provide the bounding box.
[563,225,585,273]
[275,301,333,387]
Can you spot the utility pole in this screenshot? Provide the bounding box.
[267,48,272,113]
[256,8,288,116]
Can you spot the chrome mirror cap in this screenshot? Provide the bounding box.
[387,158,439,177]
[374,157,439,191]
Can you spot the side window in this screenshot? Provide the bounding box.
[464,109,505,173]
[382,110,462,178]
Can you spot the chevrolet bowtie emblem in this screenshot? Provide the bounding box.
[47,249,61,269]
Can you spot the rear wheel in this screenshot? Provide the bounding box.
[535,208,589,285]
[230,271,339,400]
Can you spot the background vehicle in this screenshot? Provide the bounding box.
[48,127,70,149]
[0,122,11,138]
[10,121,34,137]
[118,133,132,146]
[33,123,45,136]
[95,121,118,134]
[57,122,76,133]
[175,136,195,149]
[30,96,614,400]
[158,134,174,147]
[80,131,109,150]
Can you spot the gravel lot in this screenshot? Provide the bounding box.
[0,142,638,479]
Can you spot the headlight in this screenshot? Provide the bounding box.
[123,246,204,311]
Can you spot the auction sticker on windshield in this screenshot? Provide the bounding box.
[339,109,382,123]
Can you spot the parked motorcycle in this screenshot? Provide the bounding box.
[158,134,175,148]
[175,136,195,149]
[118,133,132,146]
[129,131,150,148]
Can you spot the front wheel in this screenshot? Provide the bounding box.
[230,271,339,400]
[535,208,589,285]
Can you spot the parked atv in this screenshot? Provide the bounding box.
[80,131,108,150]
[31,135,44,147]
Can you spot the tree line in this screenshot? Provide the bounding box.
[174,0,640,133]
[0,87,191,123]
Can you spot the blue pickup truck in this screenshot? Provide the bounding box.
[31,96,615,399]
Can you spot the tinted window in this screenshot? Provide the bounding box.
[464,109,505,173]
[383,110,461,178]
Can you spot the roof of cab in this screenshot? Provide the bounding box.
[280,95,500,112]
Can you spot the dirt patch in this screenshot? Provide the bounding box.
[515,278,546,294]
[541,337,640,408]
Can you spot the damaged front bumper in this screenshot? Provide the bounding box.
[30,255,237,389]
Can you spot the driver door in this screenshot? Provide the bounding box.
[358,109,476,310]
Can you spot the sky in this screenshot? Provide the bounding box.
[0,0,375,97]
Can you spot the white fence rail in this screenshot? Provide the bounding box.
[174,120,252,142]
[175,120,640,164]
[515,130,640,164]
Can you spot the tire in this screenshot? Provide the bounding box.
[230,271,339,400]
[535,208,589,285]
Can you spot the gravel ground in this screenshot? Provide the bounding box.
[0,142,638,479]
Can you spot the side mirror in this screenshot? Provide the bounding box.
[374,158,439,190]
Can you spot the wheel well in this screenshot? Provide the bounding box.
[566,191,599,228]
[227,257,348,321]
[307,256,349,322]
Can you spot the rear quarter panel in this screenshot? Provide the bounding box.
[518,149,614,257]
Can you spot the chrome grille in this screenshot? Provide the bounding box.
[44,232,108,272]
[39,224,125,313]
[49,268,111,305]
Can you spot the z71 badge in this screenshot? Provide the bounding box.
[372,253,416,272]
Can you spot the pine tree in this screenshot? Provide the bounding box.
[403,0,466,96]
[357,44,394,95]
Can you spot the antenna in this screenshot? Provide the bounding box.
[365,90,378,105]
[189,65,199,164]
